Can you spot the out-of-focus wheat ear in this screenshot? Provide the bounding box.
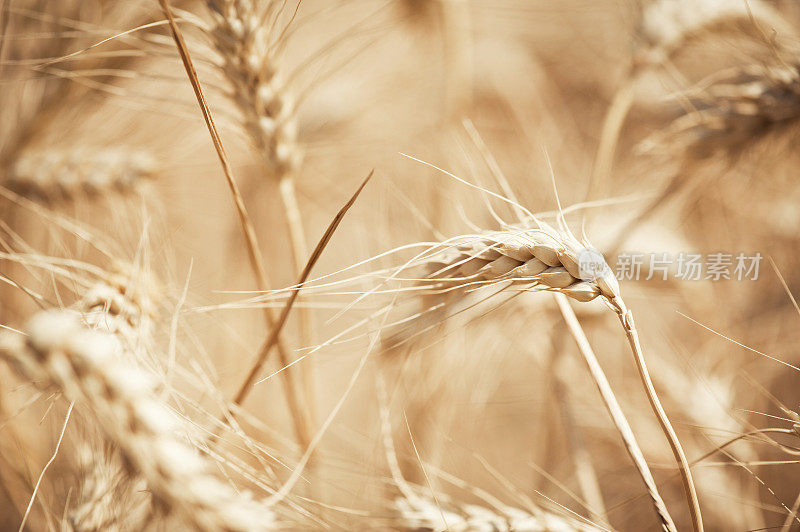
[637,0,791,64]
[67,447,148,532]
[587,0,792,203]
[610,64,800,253]
[5,149,155,204]
[0,311,277,532]
[204,0,316,428]
[393,485,605,531]
[644,64,800,159]
[378,371,604,531]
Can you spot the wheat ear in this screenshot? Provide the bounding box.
[0,311,276,532]
[637,0,791,61]
[609,63,800,254]
[67,446,147,532]
[412,223,619,303]
[393,491,602,532]
[5,149,155,204]
[587,0,792,202]
[643,64,800,159]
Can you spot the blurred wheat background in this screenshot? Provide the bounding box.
[1,0,800,530]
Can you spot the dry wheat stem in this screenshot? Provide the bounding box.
[0,311,276,532]
[234,171,371,406]
[782,491,800,532]
[157,0,312,450]
[585,76,635,203]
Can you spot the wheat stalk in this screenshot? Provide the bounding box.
[0,311,276,532]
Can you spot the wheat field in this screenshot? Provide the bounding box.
[1,1,799,530]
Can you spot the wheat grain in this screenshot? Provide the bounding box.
[204,0,309,287]
[388,217,702,531]
[0,311,276,532]
[77,268,158,347]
